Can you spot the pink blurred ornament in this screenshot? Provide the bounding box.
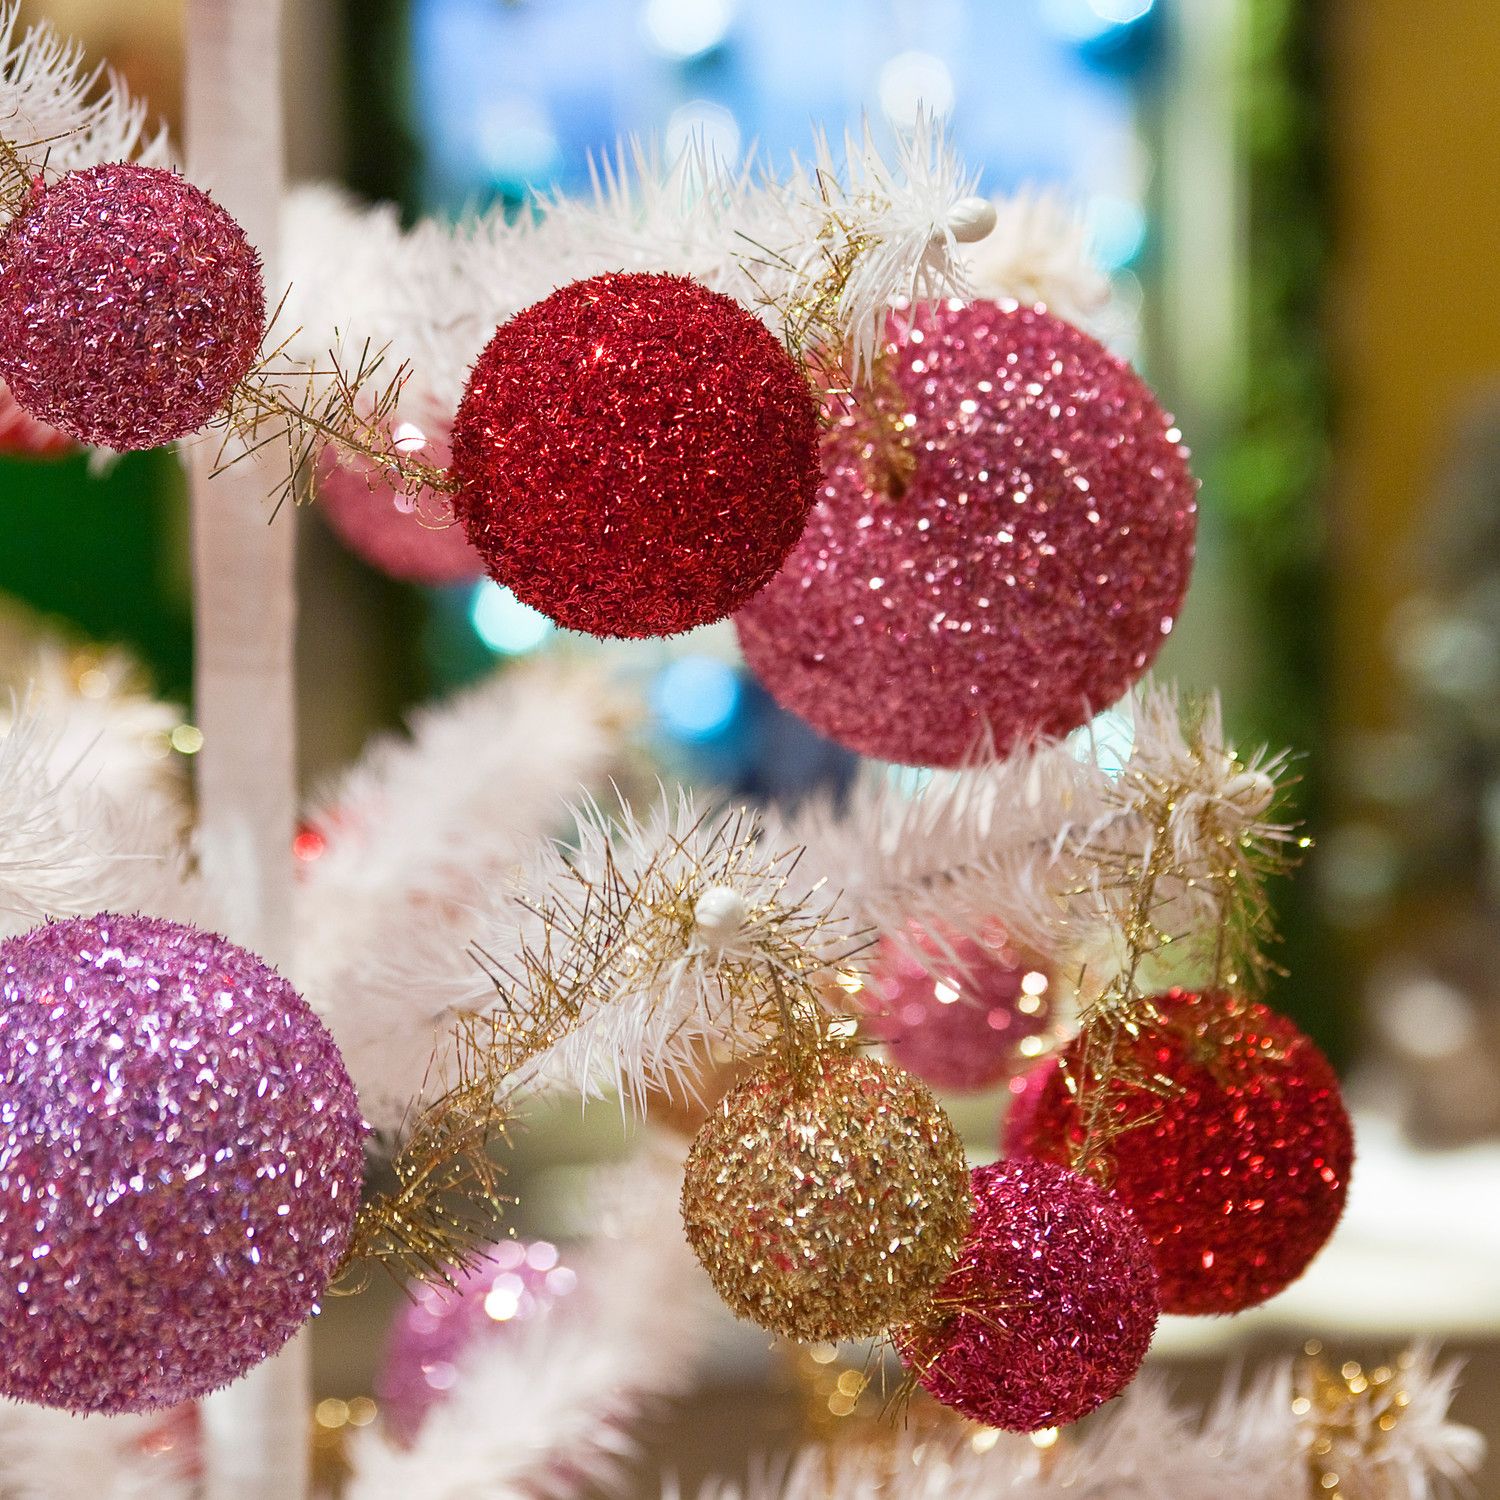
[316,414,484,585]
[375,1239,578,1445]
[864,924,1051,1093]
[895,1159,1158,1431]
[736,300,1197,767]
[0,164,265,451]
[0,377,73,457]
[0,914,365,1414]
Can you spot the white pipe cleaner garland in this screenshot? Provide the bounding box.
[0,4,168,215]
[667,1346,1482,1500]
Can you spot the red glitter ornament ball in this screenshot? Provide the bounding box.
[864,923,1051,1093]
[0,163,266,451]
[896,1159,1158,1431]
[451,271,820,638]
[316,414,483,585]
[736,301,1197,766]
[1005,989,1354,1315]
[0,377,73,457]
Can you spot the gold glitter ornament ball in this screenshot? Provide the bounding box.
[681,1049,971,1342]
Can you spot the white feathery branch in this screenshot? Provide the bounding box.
[963,187,1112,331]
[0,1406,193,1500]
[0,1,169,215]
[460,790,862,1115]
[670,1348,1483,1500]
[295,661,635,1134]
[0,699,158,940]
[772,683,1297,986]
[281,117,993,413]
[344,1142,712,1500]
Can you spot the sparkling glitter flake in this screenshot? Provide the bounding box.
[0,915,366,1413]
[680,1048,971,1342]
[451,271,821,638]
[0,164,266,451]
[376,1239,575,1445]
[864,923,1051,1093]
[897,1159,1158,1432]
[1006,989,1354,1315]
[736,300,1198,766]
[316,415,483,584]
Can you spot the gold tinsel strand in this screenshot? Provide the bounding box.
[681,1046,971,1343]
[1063,701,1301,1175]
[471,805,860,1083]
[214,299,456,517]
[339,1014,514,1291]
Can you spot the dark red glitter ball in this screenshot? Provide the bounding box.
[896,1159,1158,1432]
[736,300,1198,766]
[450,271,821,639]
[1005,989,1354,1315]
[0,163,265,451]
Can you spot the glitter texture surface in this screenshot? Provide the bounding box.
[897,1159,1158,1431]
[864,924,1051,1093]
[680,1048,971,1342]
[317,416,482,584]
[376,1239,576,1445]
[0,914,366,1413]
[451,271,821,638]
[1006,989,1354,1315]
[0,164,266,451]
[736,300,1198,766]
[0,376,72,457]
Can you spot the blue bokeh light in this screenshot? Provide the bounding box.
[470,582,554,656]
[653,656,742,741]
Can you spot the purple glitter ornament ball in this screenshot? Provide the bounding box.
[864,924,1051,1093]
[0,914,366,1414]
[896,1159,1158,1431]
[317,412,484,585]
[376,1239,577,1445]
[736,301,1198,767]
[0,163,266,450]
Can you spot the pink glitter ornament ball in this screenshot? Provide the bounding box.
[317,414,484,585]
[736,301,1197,766]
[1006,989,1354,1315]
[376,1239,577,1445]
[451,271,821,638]
[864,924,1051,1093]
[896,1159,1158,1431]
[0,377,73,457]
[0,163,266,450]
[0,914,366,1414]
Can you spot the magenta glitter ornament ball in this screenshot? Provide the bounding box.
[376,1239,577,1445]
[896,1159,1158,1431]
[451,271,821,638]
[864,924,1051,1093]
[736,301,1198,766]
[0,163,266,451]
[0,914,366,1414]
[316,414,483,585]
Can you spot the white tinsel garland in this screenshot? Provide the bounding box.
[295,660,636,1132]
[279,115,1105,419]
[670,1347,1482,1500]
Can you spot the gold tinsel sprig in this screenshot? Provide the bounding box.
[469,793,867,1114]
